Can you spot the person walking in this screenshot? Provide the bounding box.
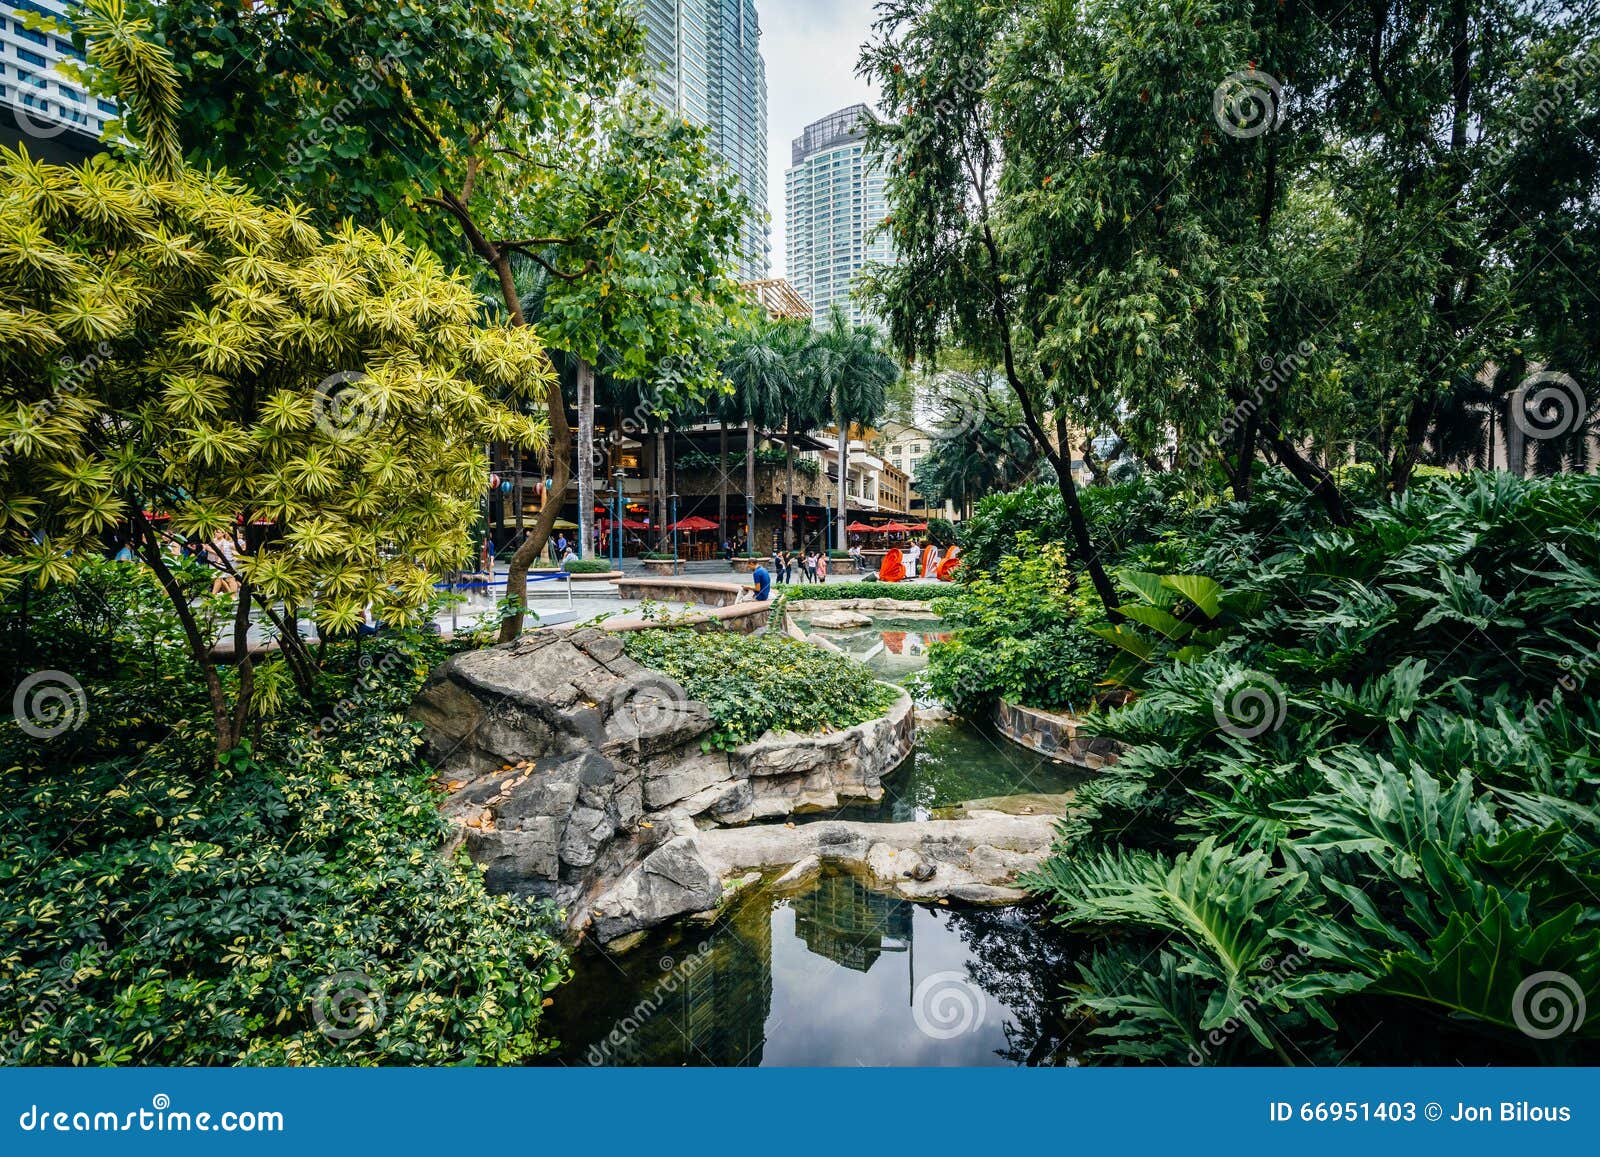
[802,550,817,584]
[817,551,829,583]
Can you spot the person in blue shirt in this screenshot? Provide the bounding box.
[746,564,772,602]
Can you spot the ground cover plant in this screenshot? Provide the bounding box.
[621,629,899,749]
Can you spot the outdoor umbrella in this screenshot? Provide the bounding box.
[668,515,720,532]
[845,521,879,532]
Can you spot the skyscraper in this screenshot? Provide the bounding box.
[0,0,113,163]
[638,0,770,282]
[784,103,894,330]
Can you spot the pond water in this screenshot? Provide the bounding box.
[542,869,1087,1067]
[541,611,1093,1067]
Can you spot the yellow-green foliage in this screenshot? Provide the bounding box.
[0,142,552,631]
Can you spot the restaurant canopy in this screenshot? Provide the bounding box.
[877,522,916,533]
[668,515,720,532]
[845,521,881,532]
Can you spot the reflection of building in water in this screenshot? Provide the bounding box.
[564,888,774,1067]
[656,894,773,1066]
[792,873,912,972]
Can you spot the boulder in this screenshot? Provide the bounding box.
[808,609,875,630]
[410,628,914,936]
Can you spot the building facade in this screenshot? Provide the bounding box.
[784,103,894,329]
[638,0,769,281]
[1,0,112,163]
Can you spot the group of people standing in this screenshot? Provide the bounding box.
[769,544,830,584]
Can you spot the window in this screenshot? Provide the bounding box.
[16,47,47,67]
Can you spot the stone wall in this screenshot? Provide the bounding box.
[993,699,1121,770]
[409,628,912,938]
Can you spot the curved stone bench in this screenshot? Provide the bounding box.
[600,599,773,636]
[614,576,743,607]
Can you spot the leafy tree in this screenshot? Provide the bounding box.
[492,89,746,632]
[118,0,746,640]
[0,2,550,754]
[807,308,898,551]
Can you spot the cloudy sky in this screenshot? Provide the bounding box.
[761,0,881,277]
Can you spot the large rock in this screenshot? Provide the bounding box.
[585,811,1059,942]
[409,628,914,933]
[807,609,875,630]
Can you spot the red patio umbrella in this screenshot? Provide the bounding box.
[878,521,916,533]
[845,521,880,532]
[668,515,720,532]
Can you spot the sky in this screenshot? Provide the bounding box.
[761,0,881,278]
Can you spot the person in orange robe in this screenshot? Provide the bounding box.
[878,545,907,582]
[920,543,940,579]
[935,544,963,581]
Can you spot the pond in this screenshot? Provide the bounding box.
[542,869,1088,1067]
[541,610,1094,1067]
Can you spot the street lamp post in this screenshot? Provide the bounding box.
[669,491,680,575]
[612,468,626,570]
[745,492,755,559]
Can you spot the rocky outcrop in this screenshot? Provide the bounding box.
[409,628,913,932]
[587,810,1058,943]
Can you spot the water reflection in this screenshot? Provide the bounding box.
[544,871,1085,1067]
[791,614,947,682]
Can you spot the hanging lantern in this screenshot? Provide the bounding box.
[489,473,501,489]
[501,480,513,494]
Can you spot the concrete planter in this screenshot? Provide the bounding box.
[826,558,859,575]
[729,557,764,574]
[641,559,684,577]
[993,699,1121,770]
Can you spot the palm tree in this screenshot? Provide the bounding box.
[719,319,792,552]
[811,307,899,551]
[770,321,825,549]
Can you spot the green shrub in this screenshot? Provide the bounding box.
[923,536,1110,716]
[621,629,898,749]
[827,549,853,559]
[0,580,570,1066]
[1023,470,1600,1064]
[639,552,679,562]
[561,559,614,574]
[777,582,935,602]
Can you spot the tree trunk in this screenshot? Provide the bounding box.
[655,428,667,552]
[836,414,849,553]
[784,420,796,550]
[745,420,757,553]
[577,358,595,561]
[718,418,729,542]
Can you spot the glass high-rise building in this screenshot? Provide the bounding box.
[638,0,769,281]
[784,104,894,330]
[0,0,113,163]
